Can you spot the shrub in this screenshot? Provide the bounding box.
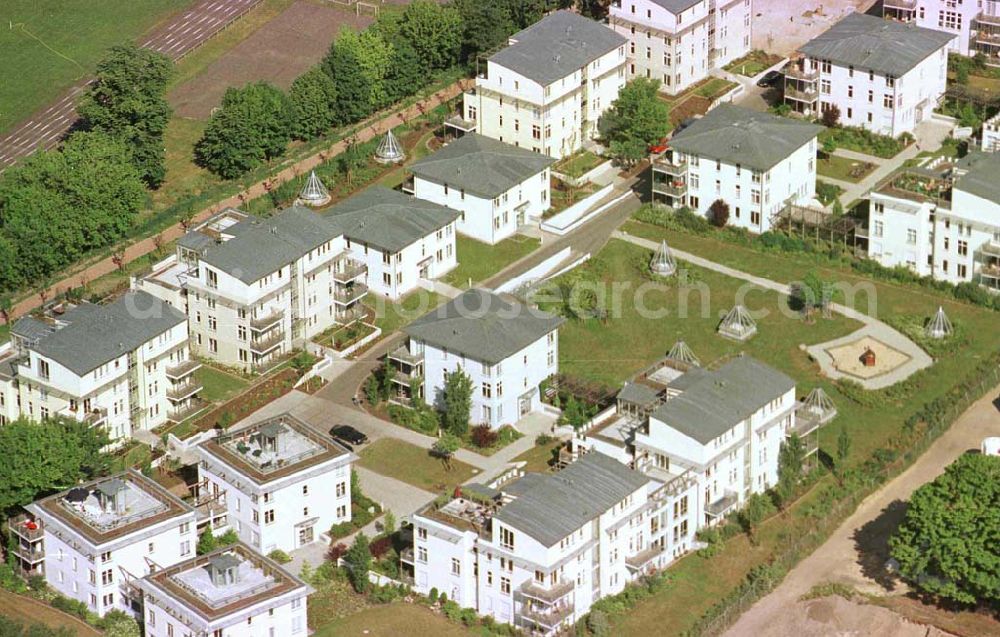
[709,199,730,228]
[267,549,292,564]
[535,433,555,445]
[470,424,499,448]
[587,609,611,637]
[821,104,841,128]
[327,542,349,562]
[441,599,462,621]
[429,587,439,603]
[369,535,393,559]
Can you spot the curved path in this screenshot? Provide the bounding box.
[612,231,933,388]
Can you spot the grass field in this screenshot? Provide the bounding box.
[0,0,192,133]
[357,438,477,494]
[817,153,876,183]
[196,365,250,403]
[512,438,562,473]
[723,50,783,77]
[444,235,540,288]
[313,602,475,637]
[366,290,444,335]
[0,589,99,636]
[553,150,604,179]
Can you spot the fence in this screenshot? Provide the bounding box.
[690,363,1000,636]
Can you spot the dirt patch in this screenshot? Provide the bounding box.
[753,0,880,57]
[169,1,368,118]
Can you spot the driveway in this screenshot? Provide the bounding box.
[724,383,1000,637]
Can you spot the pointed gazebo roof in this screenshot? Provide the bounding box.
[374,129,405,164]
[297,170,331,206]
[718,305,757,341]
[925,306,953,339]
[650,240,677,276]
[802,387,837,424]
[666,340,700,367]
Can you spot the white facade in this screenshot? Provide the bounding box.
[463,12,628,159]
[884,0,1000,58]
[14,472,197,618]
[0,292,197,441]
[867,158,1000,289]
[195,414,355,554]
[406,453,680,635]
[138,545,309,637]
[343,221,457,299]
[413,170,550,245]
[610,0,753,94]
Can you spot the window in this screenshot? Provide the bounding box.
[958,240,968,256]
[500,527,515,550]
[180,540,191,556]
[264,509,275,525]
[907,229,917,245]
[883,94,894,108]
[500,577,511,595]
[451,559,461,575]
[303,484,309,495]
[336,482,346,497]
[417,547,427,563]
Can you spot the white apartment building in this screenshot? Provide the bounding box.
[460,10,627,159]
[785,12,954,137]
[609,0,753,94]
[576,356,818,527]
[884,0,1000,59]
[195,413,356,554]
[404,451,681,635]
[10,471,197,617]
[867,151,1000,289]
[137,543,310,637]
[652,105,822,233]
[388,289,563,429]
[982,112,1000,152]
[135,206,367,372]
[0,290,198,440]
[409,133,555,245]
[322,187,459,299]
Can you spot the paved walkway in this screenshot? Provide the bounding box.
[613,232,933,388]
[724,381,1000,637]
[826,119,954,208]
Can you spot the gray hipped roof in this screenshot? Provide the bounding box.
[649,0,702,13]
[408,134,555,199]
[13,291,186,376]
[798,12,954,78]
[496,452,649,547]
[668,105,822,172]
[490,10,626,86]
[651,357,795,444]
[322,187,460,253]
[405,289,564,365]
[956,151,1000,205]
[197,206,342,285]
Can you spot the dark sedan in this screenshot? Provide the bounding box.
[330,424,368,447]
[757,70,782,88]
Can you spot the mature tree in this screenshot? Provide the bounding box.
[378,358,397,402]
[289,67,338,140]
[776,433,805,506]
[452,0,516,64]
[432,432,462,470]
[0,417,110,514]
[578,0,611,20]
[0,296,12,328]
[792,270,833,314]
[709,199,730,228]
[195,82,295,179]
[78,43,173,187]
[0,131,145,289]
[373,11,430,102]
[397,1,463,70]
[821,104,841,128]
[836,424,851,475]
[323,29,393,121]
[889,454,1000,605]
[441,367,474,437]
[344,532,373,593]
[599,79,671,166]
[196,528,217,555]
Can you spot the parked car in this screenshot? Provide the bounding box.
[330,424,368,446]
[757,70,782,88]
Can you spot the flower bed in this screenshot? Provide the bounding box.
[183,367,299,439]
[724,50,784,77]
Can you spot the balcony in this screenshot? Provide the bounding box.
[167,381,202,402]
[980,240,1000,258]
[168,400,204,424]
[521,603,574,629]
[333,260,368,284]
[979,11,1000,27]
[652,158,688,177]
[652,179,688,197]
[884,0,917,10]
[388,346,423,367]
[520,578,574,604]
[784,65,818,81]
[625,544,666,571]
[166,359,201,380]
[980,263,1000,279]
[706,491,739,519]
[976,30,1000,45]
[333,283,368,305]
[784,84,819,102]
[250,330,284,354]
[249,309,284,332]
[9,515,44,543]
[400,547,414,565]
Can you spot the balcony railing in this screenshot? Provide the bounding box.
[166,359,201,380]
[976,30,1000,45]
[784,85,818,102]
[400,547,414,564]
[333,261,368,284]
[979,263,1000,279]
[167,381,202,402]
[168,400,204,424]
[333,284,368,305]
[652,180,688,197]
[784,65,818,81]
[9,515,44,542]
[979,240,1000,258]
[521,603,574,628]
[884,0,917,10]
[250,331,284,354]
[652,158,688,177]
[388,346,423,367]
[979,11,1000,27]
[625,544,666,570]
[520,578,574,603]
[249,309,284,332]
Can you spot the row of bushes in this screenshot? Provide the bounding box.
[633,204,1000,312]
[817,125,913,159]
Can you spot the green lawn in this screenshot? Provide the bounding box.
[366,290,444,335]
[816,180,845,206]
[196,365,250,403]
[443,235,540,288]
[694,77,738,100]
[357,438,477,494]
[723,50,784,77]
[553,150,604,179]
[0,0,193,133]
[816,153,877,183]
[313,602,476,637]
[512,439,562,473]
